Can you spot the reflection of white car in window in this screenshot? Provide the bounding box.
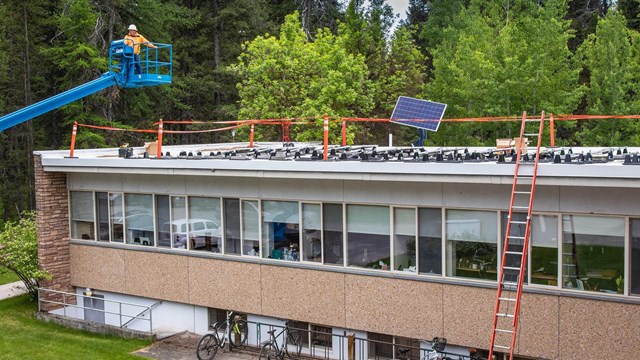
[162,219,222,249]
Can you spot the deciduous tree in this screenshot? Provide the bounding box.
[0,211,50,299]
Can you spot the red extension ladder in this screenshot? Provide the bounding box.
[488,112,545,360]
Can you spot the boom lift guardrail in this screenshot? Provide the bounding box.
[0,40,172,132]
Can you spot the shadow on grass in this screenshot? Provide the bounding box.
[0,294,152,359]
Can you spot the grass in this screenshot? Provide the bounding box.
[0,295,152,359]
[0,268,21,285]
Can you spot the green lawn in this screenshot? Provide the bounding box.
[0,268,20,285]
[0,295,151,359]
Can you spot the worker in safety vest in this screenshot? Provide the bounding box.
[124,24,156,74]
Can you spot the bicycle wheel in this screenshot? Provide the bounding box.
[285,330,302,358]
[229,319,248,347]
[196,333,219,360]
[259,342,279,360]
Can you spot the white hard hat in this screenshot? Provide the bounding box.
[128,24,138,31]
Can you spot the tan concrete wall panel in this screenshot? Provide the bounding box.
[442,285,494,349]
[344,275,443,339]
[123,251,190,303]
[69,245,126,292]
[260,265,346,328]
[558,297,640,360]
[188,257,261,315]
[516,293,559,359]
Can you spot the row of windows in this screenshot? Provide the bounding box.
[69,191,640,297]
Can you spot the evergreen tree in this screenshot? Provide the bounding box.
[617,0,640,31]
[42,0,110,148]
[578,10,640,145]
[424,0,581,146]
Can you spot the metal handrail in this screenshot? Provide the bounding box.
[37,287,153,334]
[238,320,477,360]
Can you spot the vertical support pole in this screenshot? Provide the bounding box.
[157,119,163,158]
[69,122,78,157]
[250,123,255,148]
[119,302,122,327]
[549,114,555,147]
[323,114,329,160]
[149,306,153,333]
[348,333,355,360]
[341,118,347,146]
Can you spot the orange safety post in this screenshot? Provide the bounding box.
[323,114,329,160]
[69,122,78,157]
[250,123,255,148]
[341,118,347,146]
[157,119,163,158]
[549,114,555,147]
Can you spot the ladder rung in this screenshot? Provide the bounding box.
[499,297,516,302]
[503,266,522,271]
[508,235,525,239]
[524,133,539,136]
[505,251,523,255]
[510,220,528,224]
[497,313,514,318]
[495,328,514,333]
[493,345,512,350]
[514,191,531,194]
[512,206,529,209]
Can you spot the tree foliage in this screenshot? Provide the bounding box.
[0,211,50,299]
[234,12,371,143]
[578,9,640,145]
[2,0,640,223]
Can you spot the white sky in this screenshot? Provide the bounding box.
[387,0,409,20]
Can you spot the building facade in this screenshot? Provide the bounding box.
[35,144,640,360]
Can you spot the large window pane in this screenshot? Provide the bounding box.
[124,194,154,246]
[418,208,442,275]
[243,200,260,256]
[347,205,390,270]
[96,192,109,242]
[631,219,640,295]
[156,195,170,248]
[109,193,124,243]
[70,191,95,240]
[562,215,624,293]
[224,198,241,255]
[394,208,416,272]
[262,201,299,260]
[302,203,321,262]
[446,210,497,281]
[323,204,343,266]
[189,197,222,253]
[501,213,558,286]
[171,196,187,249]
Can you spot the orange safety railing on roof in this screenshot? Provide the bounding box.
[68,114,640,158]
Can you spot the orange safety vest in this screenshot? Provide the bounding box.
[124,34,156,55]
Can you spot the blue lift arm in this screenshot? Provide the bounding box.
[0,74,118,132]
[0,40,172,132]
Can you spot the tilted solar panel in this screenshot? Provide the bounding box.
[390,96,447,131]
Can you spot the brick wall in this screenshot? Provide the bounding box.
[34,154,73,311]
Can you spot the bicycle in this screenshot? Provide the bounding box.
[258,320,303,360]
[397,337,452,360]
[196,311,249,360]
